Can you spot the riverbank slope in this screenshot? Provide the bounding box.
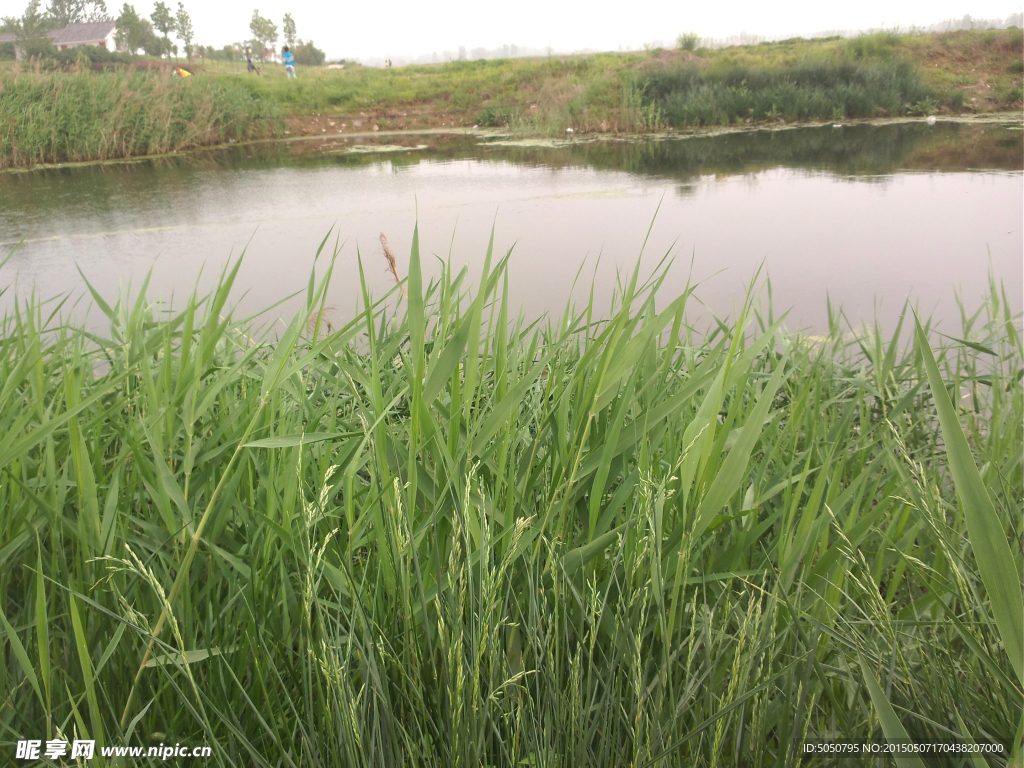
[253,28,1022,136]
[1,29,1021,167]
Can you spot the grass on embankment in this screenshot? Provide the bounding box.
[0,62,279,169]
[1,29,1019,165]
[0,232,1021,765]
[230,28,1022,135]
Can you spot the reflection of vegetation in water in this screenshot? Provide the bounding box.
[547,123,1024,180]
[266,122,1024,182]
[462,123,1023,184]
[3,123,1018,209]
[896,125,1024,171]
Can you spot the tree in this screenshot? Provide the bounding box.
[17,0,50,38]
[114,3,144,52]
[85,0,107,21]
[677,32,699,51]
[150,0,173,57]
[292,39,324,66]
[282,12,295,47]
[249,9,276,60]
[9,0,56,59]
[175,2,192,61]
[47,0,108,26]
[139,17,163,56]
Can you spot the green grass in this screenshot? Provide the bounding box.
[220,29,1021,134]
[0,64,279,169]
[229,53,644,133]
[640,60,936,126]
[0,232,1021,766]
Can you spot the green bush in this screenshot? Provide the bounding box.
[293,40,326,67]
[18,37,58,60]
[50,46,131,67]
[5,43,134,70]
[843,30,903,60]
[644,59,933,126]
[77,44,135,64]
[677,32,700,51]
[943,89,966,110]
[476,105,519,127]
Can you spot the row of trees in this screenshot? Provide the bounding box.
[0,0,193,60]
[245,9,324,65]
[114,2,192,58]
[186,39,324,66]
[115,7,324,66]
[2,1,324,66]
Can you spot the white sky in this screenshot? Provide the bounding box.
[6,0,1022,60]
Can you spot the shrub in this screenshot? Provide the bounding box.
[476,105,518,127]
[677,31,700,51]
[644,58,934,127]
[19,37,58,60]
[843,30,902,60]
[293,40,326,67]
[77,44,135,64]
[943,89,966,110]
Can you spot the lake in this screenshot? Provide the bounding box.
[1,117,1021,334]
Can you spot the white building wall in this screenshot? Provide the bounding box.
[57,32,117,51]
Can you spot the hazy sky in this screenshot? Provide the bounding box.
[12,0,1024,59]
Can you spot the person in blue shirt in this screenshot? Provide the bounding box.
[282,46,296,79]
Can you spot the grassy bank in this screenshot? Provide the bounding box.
[0,64,279,169]
[0,233,1021,765]
[1,29,1019,166]
[233,29,1022,135]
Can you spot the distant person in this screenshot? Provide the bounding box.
[385,58,392,68]
[247,56,261,75]
[283,46,296,79]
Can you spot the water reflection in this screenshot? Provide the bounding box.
[482,122,1024,180]
[195,120,1024,178]
[0,121,1020,334]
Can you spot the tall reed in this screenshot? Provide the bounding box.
[0,66,279,168]
[0,233,1020,766]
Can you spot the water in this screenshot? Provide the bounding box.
[1,119,1021,333]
